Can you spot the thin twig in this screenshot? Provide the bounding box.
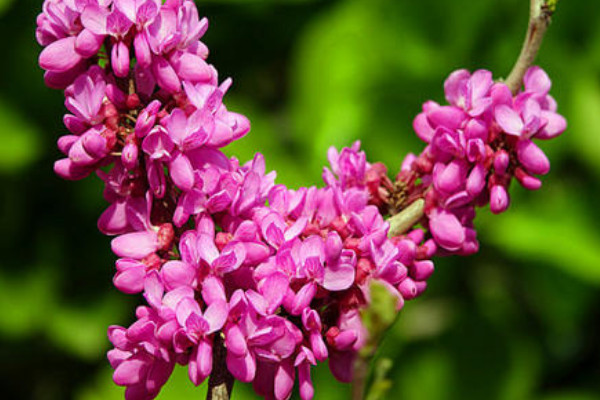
[505,0,557,94]
[206,335,234,400]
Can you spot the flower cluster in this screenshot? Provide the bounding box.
[37,1,566,399]
[37,1,436,399]
[398,67,566,255]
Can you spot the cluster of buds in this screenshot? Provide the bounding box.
[36,1,566,400]
[396,67,566,255]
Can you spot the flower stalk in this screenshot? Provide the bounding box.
[505,0,558,94]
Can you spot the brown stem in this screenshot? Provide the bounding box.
[505,0,557,95]
[206,334,234,400]
[351,355,369,400]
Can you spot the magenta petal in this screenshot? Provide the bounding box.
[274,361,295,400]
[113,260,145,294]
[161,260,195,291]
[68,138,96,166]
[171,52,212,82]
[434,160,467,195]
[298,362,314,400]
[444,190,471,209]
[75,29,104,57]
[524,66,551,95]
[152,56,180,93]
[39,37,82,72]
[145,359,174,395]
[113,357,148,386]
[189,340,212,386]
[516,139,550,175]
[63,115,87,135]
[226,352,256,383]
[444,69,469,105]
[466,163,486,196]
[204,301,228,333]
[98,201,129,235]
[169,153,195,191]
[495,105,523,136]
[537,110,566,139]
[490,185,510,214]
[213,246,245,275]
[412,260,435,281]
[82,130,108,158]
[427,105,467,130]
[114,0,137,23]
[111,231,159,259]
[112,40,130,78]
[81,5,109,34]
[310,332,328,361]
[291,283,316,315]
[225,325,248,357]
[470,69,493,102]
[258,272,289,313]
[429,209,465,251]
[322,263,355,291]
[175,297,202,327]
[54,158,92,180]
[134,33,152,68]
[201,276,227,306]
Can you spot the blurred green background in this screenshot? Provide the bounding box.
[1,0,599,399]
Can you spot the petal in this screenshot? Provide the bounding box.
[204,300,228,333]
[170,52,212,82]
[412,112,435,143]
[524,66,551,95]
[152,56,180,93]
[188,340,212,386]
[75,29,104,57]
[111,231,159,259]
[161,260,196,291]
[427,105,467,130]
[113,356,148,386]
[169,153,195,191]
[201,275,227,305]
[322,262,355,291]
[537,110,566,139]
[516,139,550,175]
[225,325,248,357]
[494,105,523,136]
[98,201,129,235]
[258,272,289,314]
[213,245,245,275]
[291,283,316,315]
[274,360,295,400]
[227,352,256,383]
[81,5,109,35]
[113,260,145,294]
[444,69,469,106]
[39,37,82,72]
[197,234,219,264]
[111,40,130,78]
[490,185,510,214]
[428,210,465,251]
